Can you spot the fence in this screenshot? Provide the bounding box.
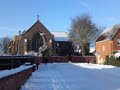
[0,55,95,70]
[0,55,38,70]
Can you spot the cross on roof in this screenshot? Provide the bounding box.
[37,15,39,20]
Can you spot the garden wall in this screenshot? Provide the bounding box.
[0,66,35,90]
[44,56,95,63]
[71,56,95,63]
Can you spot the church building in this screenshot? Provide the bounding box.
[8,19,54,55]
[7,19,73,56]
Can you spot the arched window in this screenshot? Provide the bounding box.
[32,33,43,52]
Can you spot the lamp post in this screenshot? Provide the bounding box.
[36,33,45,69]
[36,53,39,70]
[37,33,45,56]
[40,33,45,46]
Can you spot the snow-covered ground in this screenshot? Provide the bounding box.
[21,63,120,90]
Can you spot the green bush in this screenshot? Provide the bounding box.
[105,56,120,67]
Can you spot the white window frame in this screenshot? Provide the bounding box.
[117,39,120,46]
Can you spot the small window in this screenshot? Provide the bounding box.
[117,39,120,46]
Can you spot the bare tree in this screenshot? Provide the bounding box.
[69,14,100,55]
[0,36,11,54]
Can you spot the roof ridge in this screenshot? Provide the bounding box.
[22,20,52,36]
[22,20,40,35]
[96,24,120,42]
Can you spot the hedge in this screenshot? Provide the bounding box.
[105,56,120,67]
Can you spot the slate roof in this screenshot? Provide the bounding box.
[96,24,120,42]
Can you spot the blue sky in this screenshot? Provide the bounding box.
[0,0,120,38]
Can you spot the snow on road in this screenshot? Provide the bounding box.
[21,63,120,90]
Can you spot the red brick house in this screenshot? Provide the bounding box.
[96,24,120,64]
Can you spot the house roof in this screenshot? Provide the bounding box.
[51,32,69,41]
[96,24,120,42]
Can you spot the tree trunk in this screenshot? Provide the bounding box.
[81,43,85,56]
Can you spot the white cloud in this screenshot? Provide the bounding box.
[79,1,90,9]
[77,0,93,10]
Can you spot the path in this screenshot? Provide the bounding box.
[21,63,120,90]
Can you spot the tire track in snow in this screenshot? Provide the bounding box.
[48,63,70,90]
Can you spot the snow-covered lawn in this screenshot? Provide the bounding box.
[21,63,120,90]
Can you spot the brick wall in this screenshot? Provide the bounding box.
[49,56,69,62]
[34,57,42,64]
[37,56,95,63]
[71,56,95,63]
[96,40,112,63]
[0,66,35,90]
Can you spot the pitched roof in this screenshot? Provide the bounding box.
[22,20,52,36]
[96,24,120,42]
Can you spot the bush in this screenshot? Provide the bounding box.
[105,56,120,67]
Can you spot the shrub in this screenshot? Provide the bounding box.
[105,56,120,67]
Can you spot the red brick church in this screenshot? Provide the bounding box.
[7,19,72,56]
[8,20,54,55]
